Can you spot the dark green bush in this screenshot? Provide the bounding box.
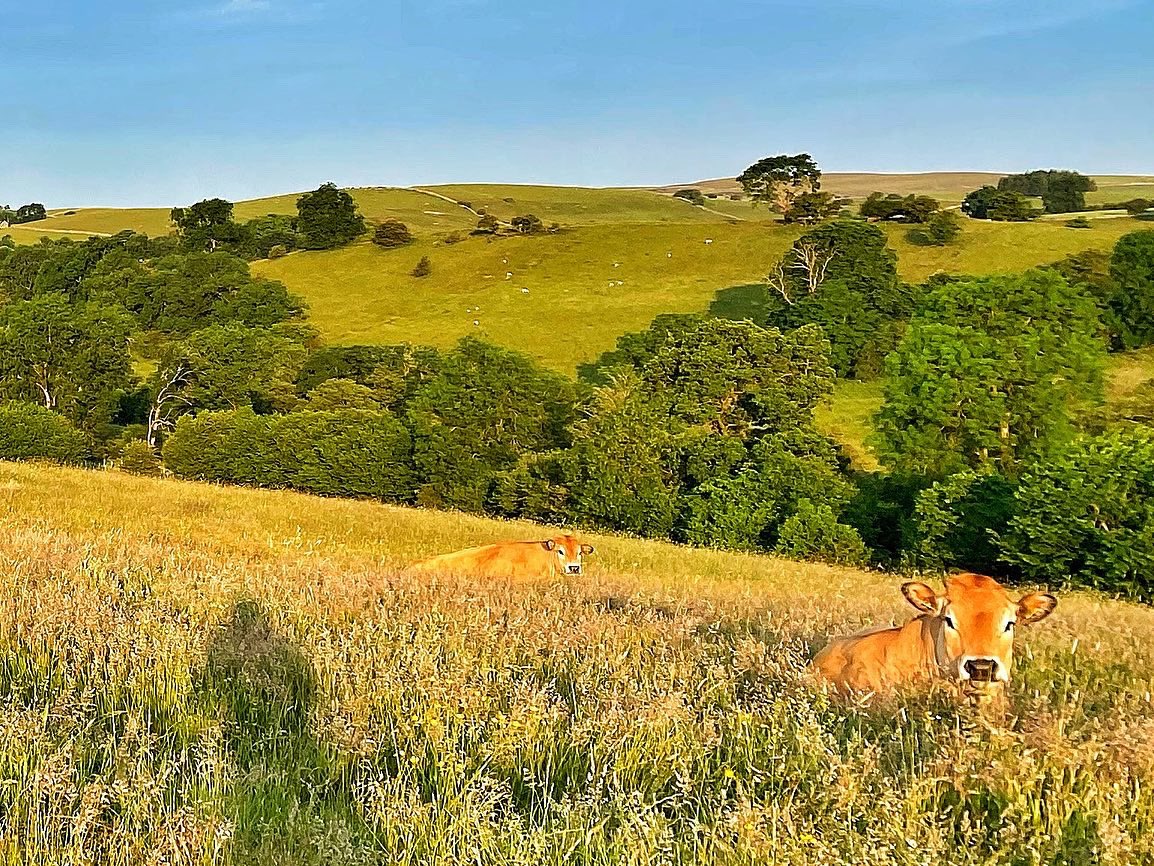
[673,189,706,206]
[373,220,413,249]
[0,402,90,462]
[119,440,163,476]
[773,499,869,565]
[164,409,414,502]
[906,470,1017,575]
[999,431,1154,600]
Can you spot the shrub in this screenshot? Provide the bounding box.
[1109,229,1154,349]
[474,214,499,235]
[860,192,940,223]
[119,440,163,476]
[373,220,414,249]
[673,189,706,206]
[1065,217,1092,229]
[511,214,543,235]
[906,211,962,246]
[0,402,89,462]
[164,409,415,502]
[267,243,288,259]
[442,232,464,245]
[999,430,1154,601]
[774,499,869,566]
[411,256,432,278]
[906,471,1017,575]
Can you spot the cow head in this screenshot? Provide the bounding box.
[901,573,1056,699]
[542,535,595,576]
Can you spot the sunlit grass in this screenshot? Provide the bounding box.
[1,461,1153,864]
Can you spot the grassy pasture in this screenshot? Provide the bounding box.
[425,184,729,226]
[253,220,804,372]
[254,212,1146,373]
[1,460,1152,864]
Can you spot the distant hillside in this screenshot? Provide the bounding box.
[654,172,1154,207]
[4,181,1148,376]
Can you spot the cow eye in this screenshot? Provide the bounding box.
[1005,620,1016,632]
[943,615,957,631]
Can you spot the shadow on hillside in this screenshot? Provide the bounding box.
[196,599,376,863]
[707,282,774,323]
[575,282,776,383]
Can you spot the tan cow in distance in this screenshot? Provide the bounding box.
[813,573,1056,702]
[405,534,595,581]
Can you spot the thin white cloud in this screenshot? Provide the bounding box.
[217,0,273,14]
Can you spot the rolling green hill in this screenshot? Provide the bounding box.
[252,211,1144,372]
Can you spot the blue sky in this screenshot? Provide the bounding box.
[2,0,1152,206]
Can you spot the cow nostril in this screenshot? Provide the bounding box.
[964,659,999,681]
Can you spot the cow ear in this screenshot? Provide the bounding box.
[1017,592,1057,625]
[901,582,941,614]
[580,544,595,555]
[542,539,556,551]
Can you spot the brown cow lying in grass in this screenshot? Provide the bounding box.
[406,534,595,581]
[813,573,1056,702]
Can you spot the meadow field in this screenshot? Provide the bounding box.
[2,461,1153,864]
[6,177,1150,375]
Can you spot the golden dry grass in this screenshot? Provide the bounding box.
[2,461,1153,864]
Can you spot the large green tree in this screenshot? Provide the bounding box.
[296,183,366,249]
[561,319,856,555]
[999,430,1154,601]
[1109,230,1154,349]
[874,269,1106,478]
[406,338,578,512]
[0,294,134,429]
[997,170,1095,214]
[763,220,911,378]
[736,154,821,212]
[961,186,1035,221]
[180,324,308,412]
[124,252,303,334]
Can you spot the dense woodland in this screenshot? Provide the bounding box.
[3,168,1154,600]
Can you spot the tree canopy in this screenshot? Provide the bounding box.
[736,154,821,212]
[763,220,911,378]
[296,183,366,249]
[875,269,1105,478]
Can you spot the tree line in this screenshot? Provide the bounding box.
[3,177,1154,600]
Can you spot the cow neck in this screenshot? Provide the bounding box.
[894,614,947,678]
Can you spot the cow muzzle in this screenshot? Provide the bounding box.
[962,658,1001,682]
[566,564,582,575]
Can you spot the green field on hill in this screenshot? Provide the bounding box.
[251,211,1143,373]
